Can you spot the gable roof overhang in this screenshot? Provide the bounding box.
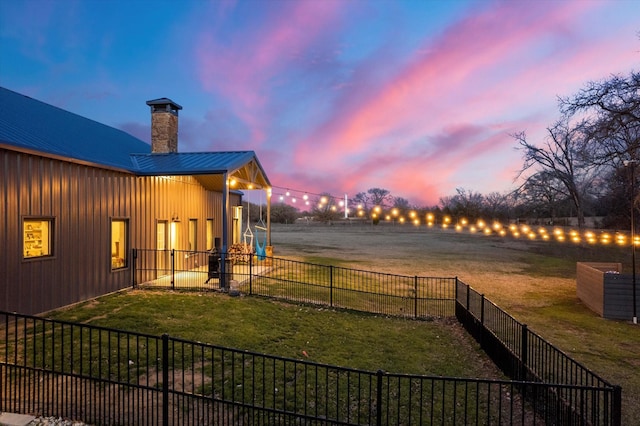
[130,151,271,192]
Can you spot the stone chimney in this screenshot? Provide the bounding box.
[146,98,183,153]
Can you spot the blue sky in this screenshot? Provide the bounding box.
[1,0,639,207]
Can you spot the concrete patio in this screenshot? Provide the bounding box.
[139,261,274,290]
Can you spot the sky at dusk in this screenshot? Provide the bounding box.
[1,0,639,207]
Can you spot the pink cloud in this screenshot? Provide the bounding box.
[194,1,345,145]
[282,0,638,205]
[294,1,599,164]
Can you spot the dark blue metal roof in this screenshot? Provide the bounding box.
[0,87,149,170]
[130,151,258,175]
[0,87,270,188]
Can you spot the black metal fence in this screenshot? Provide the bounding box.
[133,249,456,318]
[455,281,621,425]
[0,249,622,424]
[0,311,617,425]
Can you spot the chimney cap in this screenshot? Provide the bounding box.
[146,98,183,113]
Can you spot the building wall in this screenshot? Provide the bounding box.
[0,148,239,314]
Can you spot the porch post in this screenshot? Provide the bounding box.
[221,172,229,288]
[266,188,272,246]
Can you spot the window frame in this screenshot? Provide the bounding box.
[22,217,55,260]
[110,218,129,270]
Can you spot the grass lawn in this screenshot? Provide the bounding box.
[48,221,639,423]
[269,222,640,425]
[50,290,500,380]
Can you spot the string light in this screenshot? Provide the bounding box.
[267,185,627,247]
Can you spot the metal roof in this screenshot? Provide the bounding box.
[131,151,257,174]
[131,151,271,190]
[0,87,149,171]
[0,87,270,190]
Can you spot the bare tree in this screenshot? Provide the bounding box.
[439,188,485,221]
[367,188,393,208]
[560,71,640,165]
[515,171,567,222]
[352,192,371,211]
[393,197,410,211]
[558,71,640,226]
[311,193,341,223]
[598,166,633,228]
[513,118,598,228]
[270,202,299,224]
[482,191,512,221]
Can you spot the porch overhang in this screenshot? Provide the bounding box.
[129,151,271,191]
[192,158,271,192]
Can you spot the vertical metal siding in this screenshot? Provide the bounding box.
[0,149,234,315]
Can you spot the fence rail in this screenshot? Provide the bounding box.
[0,248,622,425]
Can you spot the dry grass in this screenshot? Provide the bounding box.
[271,221,640,424]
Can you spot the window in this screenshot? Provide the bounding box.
[189,219,197,252]
[111,219,128,269]
[23,218,53,259]
[206,219,214,250]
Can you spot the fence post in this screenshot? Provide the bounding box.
[162,334,169,426]
[330,265,334,307]
[249,253,253,295]
[170,249,175,290]
[454,276,458,302]
[521,324,528,381]
[220,251,227,290]
[454,277,459,318]
[613,385,622,426]
[414,276,418,319]
[466,282,470,310]
[132,248,137,288]
[376,370,384,426]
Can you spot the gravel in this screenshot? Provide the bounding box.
[28,418,88,426]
